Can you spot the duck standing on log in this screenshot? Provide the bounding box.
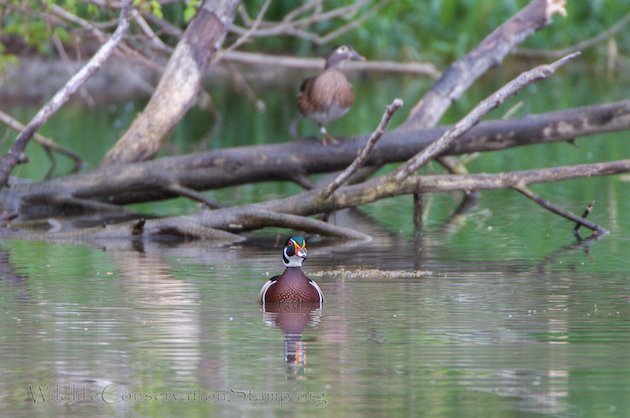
[297,45,365,145]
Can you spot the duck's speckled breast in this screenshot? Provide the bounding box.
[264,267,322,303]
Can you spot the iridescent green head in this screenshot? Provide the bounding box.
[282,236,307,267]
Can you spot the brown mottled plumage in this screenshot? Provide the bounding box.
[262,267,322,303]
[298,70,355,125]
[297,45,364,143]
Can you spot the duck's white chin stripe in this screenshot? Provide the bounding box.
[284,256,304,267]
[283,249,304,267]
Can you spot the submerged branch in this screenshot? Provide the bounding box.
[6,159,628,241]
[573,201,594,234]
[513,184,608,235]
[231,210,372,241]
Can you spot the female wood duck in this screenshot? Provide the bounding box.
[297,45,365,144]
[258,236,324,305]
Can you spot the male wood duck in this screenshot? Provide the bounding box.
[258,236,324,305]
[297,45,365,144]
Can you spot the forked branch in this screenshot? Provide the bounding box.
[392,52,581,183]
[403,0,568,130]
[320,98,403,200]
[0,0,133,188]
[513,183,608,235]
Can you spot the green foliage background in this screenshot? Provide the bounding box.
[1,0,629,70]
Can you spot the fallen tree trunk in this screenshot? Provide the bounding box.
[398,0,568,179]
[402,0,567,130]
[2,100,628,217]
[197,159,630,232]
[101,0,240,165]
[5,159,627,243]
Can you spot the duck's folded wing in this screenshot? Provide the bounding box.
[308,279,325,303]
[258,276,279,303]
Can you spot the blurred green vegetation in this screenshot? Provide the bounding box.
[1,0,629,69]
[240,0,630,65]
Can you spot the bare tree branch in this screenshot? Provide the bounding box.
[233,210,372,241]
[513,183,607,235]
[220,50,440,77]
[228,0,373,45]
[102,0,241,165]
[0,0,133,188]
[402,0,568,130]
[0,110,83,173]
[314,0,387,45]
[230,159,630,232]
[320,98,403,200]
[514,12,630,59]
[49,3,161,72]
[10,158,627,241]
[164,184,224,209]
[392,52,581,183]
[226,0,272,52]
[281,0,321,24]
[131,9,171,53]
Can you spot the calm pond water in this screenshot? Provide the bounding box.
[1,59,630,417]
[1,218,630,418]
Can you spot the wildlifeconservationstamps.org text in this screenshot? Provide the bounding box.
[21,384,327,408]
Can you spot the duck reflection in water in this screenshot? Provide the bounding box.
[262,302,322,372]
[259,237,323,373]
